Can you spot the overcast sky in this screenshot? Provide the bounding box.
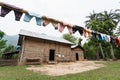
[0,0,120,38]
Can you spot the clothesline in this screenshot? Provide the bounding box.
[0,2,120,47]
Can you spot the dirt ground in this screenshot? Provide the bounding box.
[26,61,104,76]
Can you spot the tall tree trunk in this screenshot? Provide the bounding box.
[96,50,100,60]
[99,43,105,60]
[105,52,109,61]
[110,43,116,60]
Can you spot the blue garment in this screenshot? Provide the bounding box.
[98,34,106,41]
[23,13,33,22]
[36,17,42,26]
[23,12,42,26]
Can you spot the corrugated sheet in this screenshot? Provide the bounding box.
[19,29,73,45]
[71,45,84,50]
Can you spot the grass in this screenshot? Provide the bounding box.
[0,61,120,80]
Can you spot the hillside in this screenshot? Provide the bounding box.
[3,35,19,46]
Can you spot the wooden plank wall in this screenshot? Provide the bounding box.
[18,36,84,65]
[71,48,84,61]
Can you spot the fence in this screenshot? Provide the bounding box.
[0,59,18,66]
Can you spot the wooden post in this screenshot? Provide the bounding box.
[96,50,100,60]
[19,36,25,65]
[110,43,116,60]
[99,43,105,60]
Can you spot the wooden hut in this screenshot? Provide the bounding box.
[17,29,84,65]
[71,45,84,61]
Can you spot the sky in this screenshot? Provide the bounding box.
[0,0,120,39]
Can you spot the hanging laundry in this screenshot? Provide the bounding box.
[83,29,91,38]
[88,31,91,37]
[91,31,98,38]
[115,37,120,47]
[42,16,50,26]
[110,36,116,45]
[0,6,11,17]
[97,33,106,41]
[51,22,58,30]
[10,5,24,21]
[59,22,73,34]
[1,2,120,43]
[50,18,59,30]
[59,22,65,32]
[36,17,42,26]
[72,25,84,35]
[24,12,42,26]
[14,10,23,21]
[0,2,24,21]
[66,24,73,34]
[23,13,32,22]
[105,35,111,42]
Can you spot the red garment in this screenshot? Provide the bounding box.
[59,22,73,34]
[115,37,120,47]
[59,23,65,32]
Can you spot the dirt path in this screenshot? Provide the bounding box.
[26,61,104,76]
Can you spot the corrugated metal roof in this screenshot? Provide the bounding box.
[19,29,73,45]
[71,45,84,50]
[71,45,78,48]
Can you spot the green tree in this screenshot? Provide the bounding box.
[77,38,82,46]
[84,10,120,60]
[63,34,77,44]
[63,34,83,46]
[115,9,120,35]
[83,37,99,60]
[115,27,120,36]
[86,10,119,34]
[3,45,16,53]
[0,30,16,59]
[0,30,5,40]
[0,31,7,54]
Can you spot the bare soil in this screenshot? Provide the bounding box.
[26,61,104,76]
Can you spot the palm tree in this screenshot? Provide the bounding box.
[85,10,120,60]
